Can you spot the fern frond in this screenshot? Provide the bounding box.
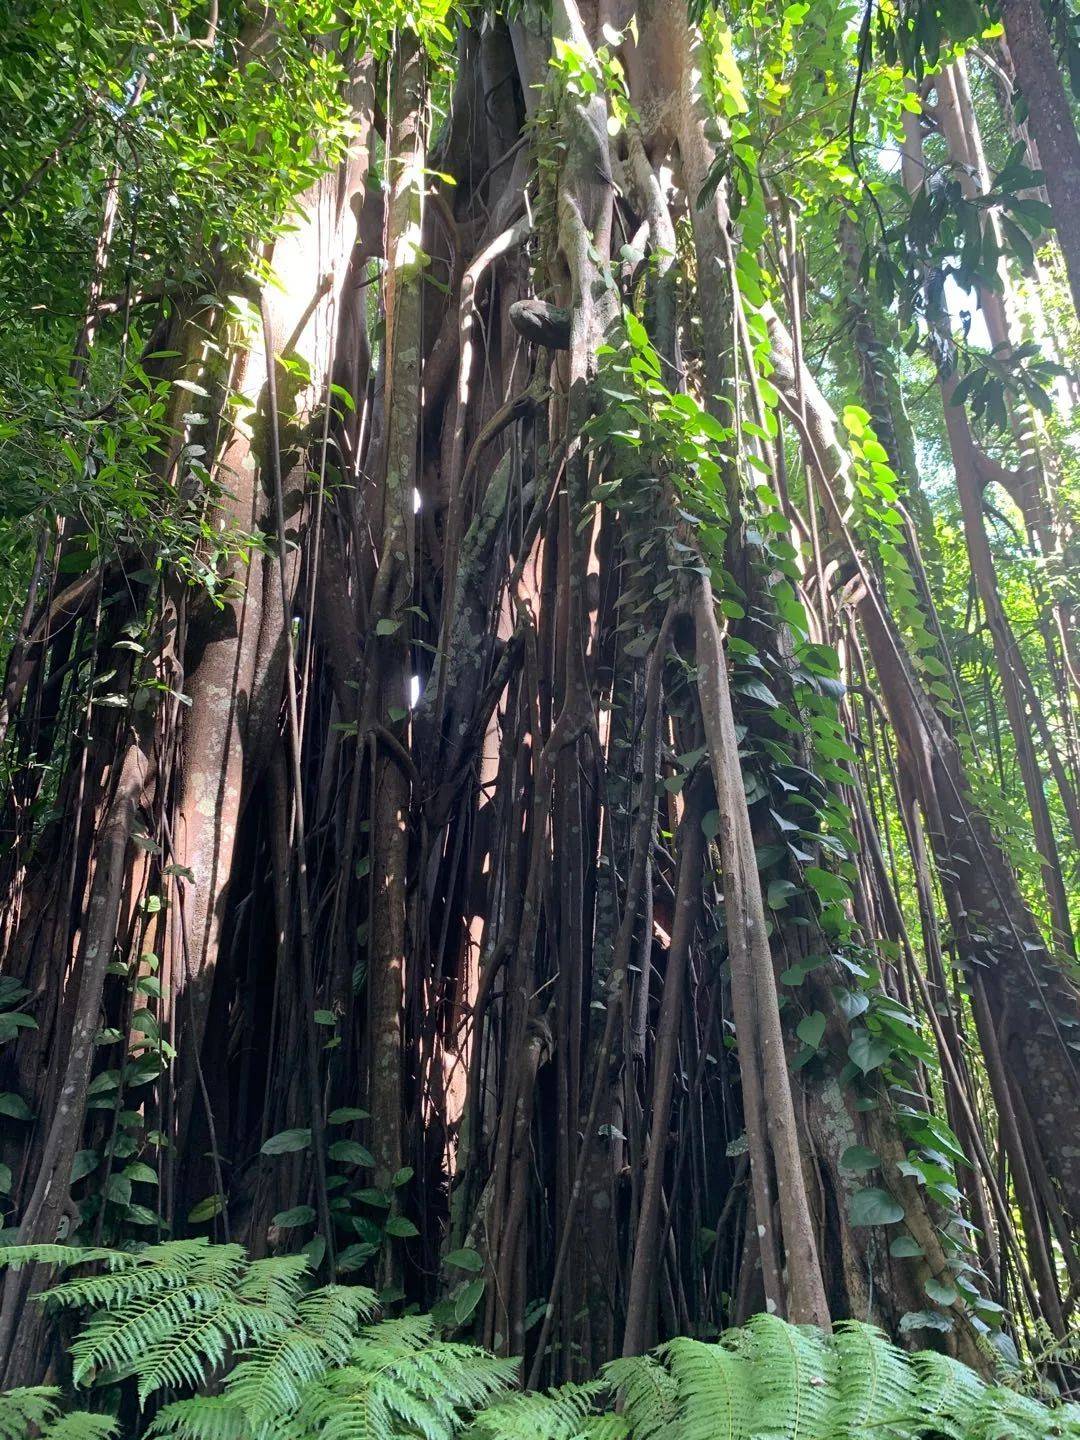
[286,1317,518,1440]
[603,1354,678,1440]
[351,1313,435,1358]
[610,1347,676,1440]
[235,1254,311,1310]
[579,1418,631,1440]
[212,1283,378,1434]
[40,1415,119,1440]
[737,1312,834,1440]
[146,1395,250,1440]
[465,1379,606,1440]
[291,1365,393,1440]
[830,1318,916,1432]
[46,1240,244,1314]
[0,1384,64,1439]
[0,1391,118,1440]
[971,1383,1077,1440]
[295,1285,379,1361]
[224,1326,336,1427]
[660,1337,755,1440]
[58,1241,300,1403]
[0,1245,128,1277]
[905,1349,987,1439]
[130,1296,297,1402]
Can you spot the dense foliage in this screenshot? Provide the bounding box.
[1,1239,1079,1438]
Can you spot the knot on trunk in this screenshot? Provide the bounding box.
[509,297,571,350]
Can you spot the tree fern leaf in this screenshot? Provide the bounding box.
[351,1313,435,1358]
[294,1365,389,1440]
[146,1395,250,1440]
[830,1319,915,1434]
[225,1328,336,1426]
[378,1373,453,1440]
[906,1349,986,1439]
[579,1418,631,1440]
[295,1285,378,1363]
[133,1298,291,1402]
[660,1337,755,1440]
[69,1285,227,1389]
[0,1245,124,1275]
[973,1384,1068,1440]
[41,1415,119,1440]
[603,1354,678,1440]
[466,1380,606,1440]
[236,1255,311,1311]
[0,1384,64,1439]
[737,1312,834,1440]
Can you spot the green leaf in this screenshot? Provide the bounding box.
[768,878,800,909]
[925,1275,959,1306]
[889,1235,925,1258]
[796,1012,826,1049]
[104,1175,132,1206]
[125,1203,162,1227]
[328,1107,369,1124]
[849,1187,904,1226]
[848,1028,892,1075]
[445,1247,484,1272]
[899,1309,954,1334]
[839,1145,880,1174]
[261,1128,312,1155]
[454,1277,485,1325]
[71,1150,99,1183]
[736,678,780,708]
[188,1193,225,1222]
[337,1242,378,1272]
[328,1140,376,1167]
[0,1093,31,1120]
[835,988,869,1021]
[122,1162,158,1184]
[302,1235,327,1269]
[354,1187,391,1208]
[384,1215,419,1238]
[273,1205,316,1229]
[804,866,849,902]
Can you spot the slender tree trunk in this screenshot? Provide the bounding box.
[999,0,1080,321]
[766,309,1080,1245]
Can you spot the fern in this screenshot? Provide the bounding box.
[904,1350,988,1440]
[38,1417,121,1440]
[579,1420,632,1440]
[0,1384,65,1438]
[6,1240,1080,1440]
[290,1318,517,1440]
[655,1336,755,1440]
[42,1240,310,1403]
[601,1356,677,1440]
[146,1395,252,1440]
[213,1285,379,1433]
[828,1317,915,1432]
[463,1378,607,1440]
[0,1387,117,1440]
[606,1316,1080,1440]
[0,1244,130,1276]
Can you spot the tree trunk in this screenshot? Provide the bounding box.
[1000,0,1080,321]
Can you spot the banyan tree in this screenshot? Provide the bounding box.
[0,0,1078,1398]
